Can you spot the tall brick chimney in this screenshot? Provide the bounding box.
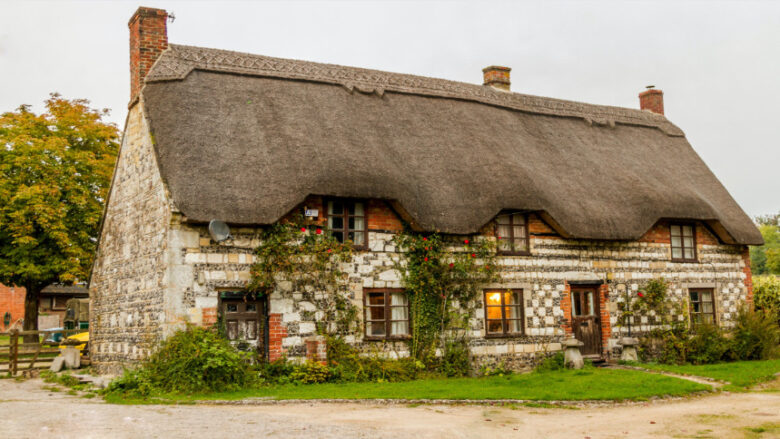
[129,7,168,103]
[483,66,511,91]
[639,86,664,115]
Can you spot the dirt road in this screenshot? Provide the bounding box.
[1,378,778,439]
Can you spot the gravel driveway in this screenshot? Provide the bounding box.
[1,378,779,438]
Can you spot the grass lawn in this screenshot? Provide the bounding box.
[635,359,780,390]
[105,367,709,404]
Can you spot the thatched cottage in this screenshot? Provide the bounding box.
[89,7,763,373]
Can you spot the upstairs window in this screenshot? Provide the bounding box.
[326,199,367,248]
[496,212,529,254]
[484,289,524,337]
[670,223,696,262]
[689,289,715,325]
[364,289,410,339]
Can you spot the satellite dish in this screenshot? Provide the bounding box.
[208,220,231,243]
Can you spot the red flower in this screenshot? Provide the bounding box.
[316,229,322,235]
[424,257,429,261]
[327,249,332,253]
[464,239,470,244]
[638,292,644,298]
[471,253,476,258]
[449,263,454,268]
[300,227,307,232]
[425,247,429,251]
[423,237,427,241]
[485,265,490,270]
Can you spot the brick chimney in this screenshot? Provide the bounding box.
[482,66,511,91]
[639,86,664,115]
[129,7,168,103]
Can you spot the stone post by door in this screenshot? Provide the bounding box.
[619,337,639,362]
[562,338,584,369]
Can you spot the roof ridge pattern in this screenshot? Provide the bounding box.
[146,44,684,137]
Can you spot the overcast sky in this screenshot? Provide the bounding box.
[1,0,778,217]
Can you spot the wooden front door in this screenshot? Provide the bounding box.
[570,285,602,356]
[221,296,266,354]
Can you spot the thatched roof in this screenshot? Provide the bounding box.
[140,44,762,245]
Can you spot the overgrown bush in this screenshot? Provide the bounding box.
[754,275,780,325]
[534,352,564,372]
[687,323,730,365]
[727,305,780,361]
[105,326,257,396]
[326,336,423,383]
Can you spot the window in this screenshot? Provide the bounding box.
[484,289,524,336]
[364,289,410,339]
[689,289,715,325]
[52,297,68,310]
[496,213,529,254]
[670,223,696,261]
[326,199,367,247]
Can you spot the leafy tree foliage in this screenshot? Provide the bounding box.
[0,94,118,331]
[750,214,780,276]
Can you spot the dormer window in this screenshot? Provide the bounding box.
[670,223,697,262]
[496,212,529,255]
[326,199,367,248]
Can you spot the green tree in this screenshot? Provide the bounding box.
[750,214,780,275]
[0,94,118,334]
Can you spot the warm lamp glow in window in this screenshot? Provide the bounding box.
[487,292,502,304]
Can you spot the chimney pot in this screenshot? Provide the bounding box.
[129,7,169,104]
[482,66,511,91]
[639,87,664,115]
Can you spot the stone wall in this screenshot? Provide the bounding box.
[163,197,749,369]
[89,104,173,373]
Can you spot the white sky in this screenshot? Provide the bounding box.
[1,0,778,217]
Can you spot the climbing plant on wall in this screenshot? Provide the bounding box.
[248,217,358,335]
[392,232,498,361]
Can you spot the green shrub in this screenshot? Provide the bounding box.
[754,275,780,324]
[535,352,564,372]
[438,340,472,377]
[106,326,257,396]
[326,336,422,383]
[687,323,729,365]
[728,306,780,361]
[289,361,331,384]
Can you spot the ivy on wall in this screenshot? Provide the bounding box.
[248,216,358,335]
[392,232,498,360]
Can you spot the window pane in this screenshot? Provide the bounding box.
[227,321,238,340]
[390,321,409,336]
[368,293,385,306]
[497,224,511,240]
[671,225,681,236]
[328,201,343,215]
[368,306,385,321]
[367,321,385,336]
[350,202,364,216]
[226,303,238,313]
[390,292,407,306]
[486,306,503,320]
[683,248,694,260]
[246,320,257,340]
[700,291,712,302]
[689,291,699,302]
[487,320,503,333]
[246,304,257,312]
[703,314,714,324]
[348,231,365,245]
[682,225,693,237]
[672,247,682,259]
[512,213,525,225]
[506,319,522,333]
[505,306,521,319]
[332,231,344,243]
[702,302,713,313]
[485,291,502,306]
[349,216,365,231]
[671,235,682,248]
[683,237,694,249]
[513,225,525,240]
[584,292,594,315]
[572,293,582,316]
[497,214,510,225]
[691,302,701,313]
[329,216,344,230]
[513,238,527,252]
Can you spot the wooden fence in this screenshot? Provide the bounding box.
[0,329,87,375]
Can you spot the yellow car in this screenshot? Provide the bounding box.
[58,332,89,353]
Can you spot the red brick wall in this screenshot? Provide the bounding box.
[285,195,403,232]
[560,282,573,336]
[268,313,287,362]
[129,7,168,102]
[202,307,218,327]
[639,88,664,115]
[0,284,25,330]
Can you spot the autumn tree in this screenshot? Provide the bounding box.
[0,94,119,334]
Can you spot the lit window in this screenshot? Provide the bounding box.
[484,289,524,336]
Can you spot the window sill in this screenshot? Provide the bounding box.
[671,258,698,263]
[497,251,531,257]
[363,336,412,342]
[484,333,525,339]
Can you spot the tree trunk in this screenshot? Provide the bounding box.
[23,281,41,344]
